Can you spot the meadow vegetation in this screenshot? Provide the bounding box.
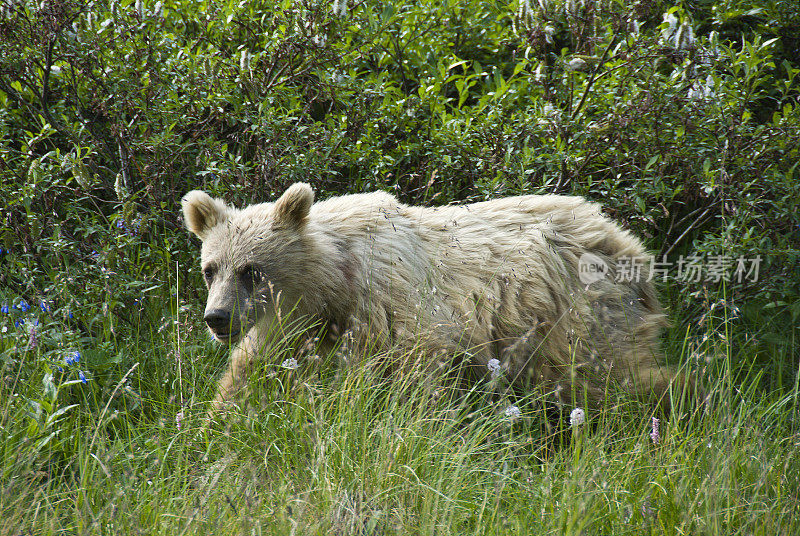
[1,0,798,533]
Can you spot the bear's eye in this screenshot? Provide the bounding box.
[202,266,216,283]
[239,265,261,293]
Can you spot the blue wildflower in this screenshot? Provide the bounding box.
[1,304,8,314]
[19,300,30,313]
[40,300,51,313]
[128,218,141,236]
[116,220,125,229]
[72,351,81,364]
[14,318,24,328]
[79,371,87,384]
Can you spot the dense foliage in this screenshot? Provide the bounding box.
[1,0,799,533]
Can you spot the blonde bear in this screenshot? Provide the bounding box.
[183,183,684,411]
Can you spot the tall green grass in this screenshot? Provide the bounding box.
[1,297,798,535]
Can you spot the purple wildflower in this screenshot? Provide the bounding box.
[128,218,141,236]
[650,417,660,445]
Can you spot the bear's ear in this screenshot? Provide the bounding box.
[182,190,229,241]
[273,183,314,229]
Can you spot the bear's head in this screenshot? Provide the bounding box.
[181,183,315,343]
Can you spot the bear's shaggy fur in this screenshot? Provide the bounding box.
[183,183,681,411]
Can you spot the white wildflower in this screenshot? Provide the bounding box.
[661,12,695,50]
[570,407,586,427]
[282,357,299,370]
[114,171,128,200]
[688,75,715,102]
[504,405,522,420]
[487,358,502,379]
[674,21,695,50]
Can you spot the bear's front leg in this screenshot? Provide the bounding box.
[211,328,264,413]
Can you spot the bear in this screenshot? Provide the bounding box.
[182,183,686,413]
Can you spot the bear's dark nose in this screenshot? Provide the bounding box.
[204,309,232,332]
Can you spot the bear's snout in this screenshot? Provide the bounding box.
[204,308,240,340]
